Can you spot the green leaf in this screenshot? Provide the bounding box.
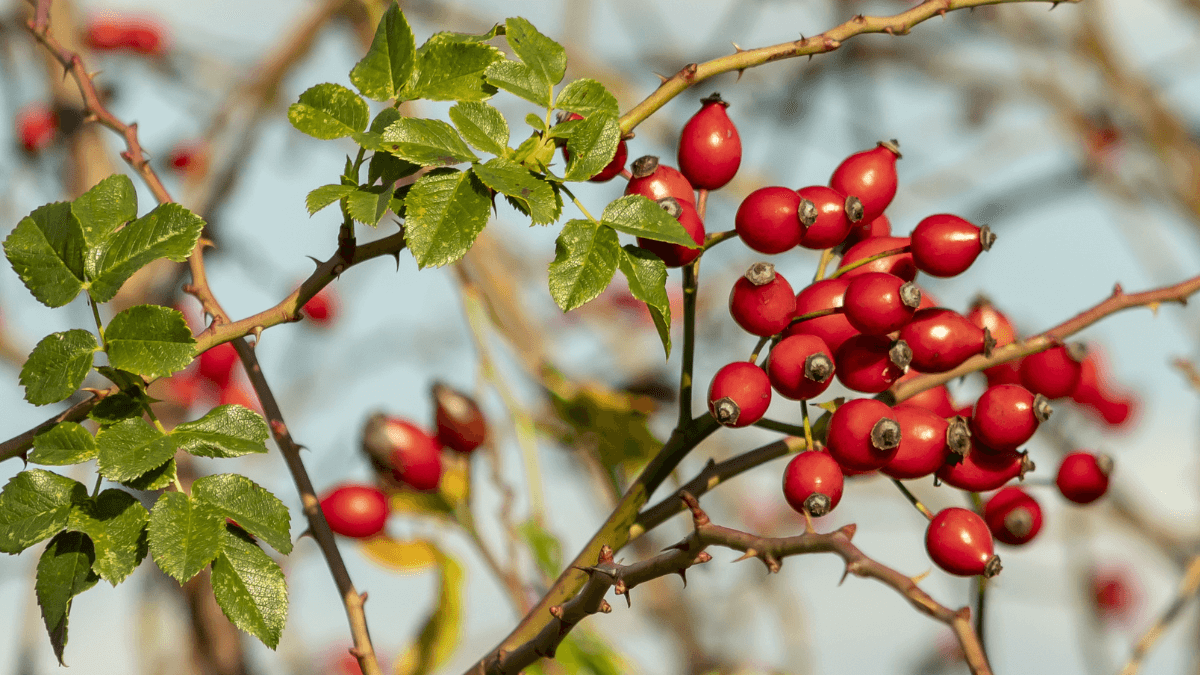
[472,158,560,225]
[210,525,288,649]
[19,330,97,406]
[36,531,99,665]
[172,404,269,459]
[448,102,509,156]
[397,551,462,675]
[95,365,143,391]
[89,203,205,303]
[484,59,551,107]
[379,118,478,167]
[349,3,416,101]
[601,195,700,247]
[563,113,620,182]
[368,152,419,186]
[404,169,491,268]
[418,25,502,52]
[88,392,147,425]
[147,491,224,583]
[305,184,356,216]
[193,474,291,555]
[96,418,177,483]
[618,245,672,356]
[511,132,556,171]
[105,305,195,379]
[66,489,148,585]
[555,79,620,118]
[119,458,176,491]
[346,186,394,226]
[3,202,86,307]
[517,518,562,578]
[547,219,620,311]
[287,83,370,140]
[503,17,566,87]
[0,470,87,554]
[402,41,501,102]
[30,422,97,466]
[72,174,137,252]
[525,113,548,133]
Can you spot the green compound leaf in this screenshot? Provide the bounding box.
[402,41,501,102]
[193,474,291,555]
[548,219,620,312]
[96,418,177,483]
[564,113,620,182]
[503,17,566,87]
[346,186,394,227]
[403,169,491,269]
[601,195,700,247]
[555,78,620,118]
[368,151,420,186]
[72,174,137,253]
[618,245,672,357]
[105,305,196,379]
[89,203,205,303]
[147,491,224,584]
[19,330,97,406]
[36,531,99,665]
[305,184,356,216]
[0,470,87,554]
[525,113,548,133]
[88,392,147,425]
[287,83,370,140]
[418,25,502,52]
[349,2,416,102]
[448,102,509,156]
[210,525,288,649]
[172,404,269,459]
[471,158,560,225]
[119,458,176,491]
[379,118,478,167]
[484,59,551,108]
[30,422,97,466]
[3,202,87,307]
[66,489,148,585]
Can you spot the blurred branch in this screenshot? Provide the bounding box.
[1118,555,1200,675]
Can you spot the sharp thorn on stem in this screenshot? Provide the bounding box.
[676,568,687,587]
[732,548,758,564]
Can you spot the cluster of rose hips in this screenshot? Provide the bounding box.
[580,93,1123,580]
[318,383,487,539]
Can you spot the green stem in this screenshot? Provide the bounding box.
[753,417,809,437]
[975,575,989,659]
[748,335,771,364]
[800,400,815,452]
[703,229,738,250]
[813,248,836,282]
[560,185,600,224]
[678,262,699,426]
[91,473,102,497]
[89,296,105,344]
[891,478,934,520]
[829,245,911,278]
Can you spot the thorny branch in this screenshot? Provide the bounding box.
[1118,556,1200,675]
[470,492,993,675]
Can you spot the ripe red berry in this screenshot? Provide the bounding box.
[729,263,797,336]
[826,398,902,472]
[85,16,166,55]
[319,484,390,539]
[1091,567,1139,623]
[636,198,705,268]
[16,104,58,154]
[966,297,1022,387]
[882,406,964,480]
[304,287,338,327]
[767,334,835,401]
[937,444,1032,492]
[838,236,916,281]
[625,156,695,205]
[709,361,772,427]
[893,369,957,418]
[983,487,1043,546]
[167,142,207,175]
[677,93,741,190]
[198,342,240,389]
[1056,451,1112,504]
[899,308,993,373]
[783,278,859,353]
[842,272,922,335]
[782,451,844,517]
[560,112,627,182]
[844,213,892,249]
[829,141,901,225]
[925,507,1001,577]
[363,418,443,492]
[910,214,995,278]
[970,384,1050,453]
[735,187,806,254]
[1020,343,1085,399]
[834,334,911,394]
[1071,347,1138,427]
[796,186,862,249]
[432,382,487,453]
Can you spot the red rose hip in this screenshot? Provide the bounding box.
[925,507,1001,577]
[767,334,835,401]
[783,278,859,354]
[708,361,772,427]
[881,406,958,480]
[829,141,901,224]
[1056,451,1112,504]
[363,418,443,492]
[735,187,806,254]
[636,198,705,267]
[677,93,741,190]
[797,185,862,249]
[834,334,911,394]
[432,382,487,453]
[319,485,390,539]
[842,272,922,335]
[983,487,1043,546]
[910,214,995,278]
[1020,343,1085,399]
[837,236,916,281]
[826,398,902,471]
[782,451,844,517]
[729,263,797,336]
[971,384,1050,453]
[625,156,695,205]
[899,308,993,373]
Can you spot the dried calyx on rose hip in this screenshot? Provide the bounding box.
[841,272,922,335]
[834,334,911,394]
[625,155,695,204]
[881,406,959,480]
[729,263,797,336]
[830,140,901,225]
[782,451,844,517]
[826,398,902,471]
[767,334,835,400]
[708,361,772,427]
[677,93,741,191]
[983,486,1043,546]
[432,382,487,453]
[797,185,862,249]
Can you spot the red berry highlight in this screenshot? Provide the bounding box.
[677,93,741,190]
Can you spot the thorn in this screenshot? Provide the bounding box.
[250,325,264,346]
[1049,1,1060,9]
[735,68,746,83]
[853,13,866,22]
[391,250,402,272]
[675,568,687,587]
[305,255,321,267]
[598,599,612,613]
[911,568,932,584]
[613,579,632,608]
[838,523,857,541]
[348,647,364,659]
[839,565,851,585]
[732,548,758,564]
[694,551,712,564]
[598,544,615,564]
[359,591,369,603]
[1112,282,1124,296]
[298,526,313,540]
[198,237,216,251]
[1149,301,1161,316]
[653,72,669,84]
[662,540,690,553]
[731,41,744,53]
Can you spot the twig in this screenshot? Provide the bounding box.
[471,492,993,675]
[1118,556,1200,675]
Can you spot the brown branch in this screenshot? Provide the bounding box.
[476,492,992,675]
[617,0,1080,135]
[890,274,1200,404]
[1118,556,1200,675]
